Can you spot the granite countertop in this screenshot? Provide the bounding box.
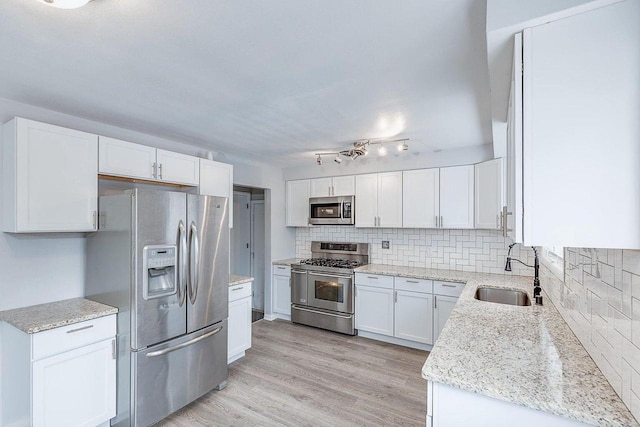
[230,275,254,286]
[365,265,639,427]
[272,258,304,266]
[0,297,118,334]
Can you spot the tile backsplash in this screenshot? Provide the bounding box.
[295,227,535,277]
[541,248,640,421]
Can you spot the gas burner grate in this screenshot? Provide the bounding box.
[300,258,363,269]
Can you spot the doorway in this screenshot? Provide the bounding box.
[231,186,266,322]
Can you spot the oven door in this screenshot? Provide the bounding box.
[306,272,353,313]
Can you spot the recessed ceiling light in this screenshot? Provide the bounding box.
[38,0,91,9]
[378,145,387,156]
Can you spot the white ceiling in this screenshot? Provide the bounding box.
[0,0,493,166]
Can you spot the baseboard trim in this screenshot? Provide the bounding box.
[357,331,433,351]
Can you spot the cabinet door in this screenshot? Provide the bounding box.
[395,290,433,344]
[474,159,503,230]
[32,338,116,427]
[434,295,458,342]
[332,175,356,196]
[355,285,394,336]
[377,172,403,228]
[440,165,474,229]
[403,169,439,228]
[199,159,234,228]
[506,33,524,243]
[522,1,640,248]
[273,274,291,315]
[355,174,378,227]
[156,149,200,185]
[4,118,98,232]
[228,296,252,362]
[286,180,310,227]
[309,177,332,197]
[98,136,156,180]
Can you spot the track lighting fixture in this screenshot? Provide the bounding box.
[314,138,409,165]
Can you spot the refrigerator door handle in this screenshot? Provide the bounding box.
[177,220,187,307]
[145,325,223,357]
[188,221,199,304]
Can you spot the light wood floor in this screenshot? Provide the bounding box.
[157,320,428,426]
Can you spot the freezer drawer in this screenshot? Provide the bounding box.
[131,320,228,427]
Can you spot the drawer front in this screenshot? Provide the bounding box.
[32,315,117,361]
[433,281,465,297]
[395,277,433,293]
[354,273,394,289]
[273,265,291,276]
[229,282,252,302]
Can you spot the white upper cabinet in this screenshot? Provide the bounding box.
[355,172,402,228]
[3,118,98,233]
[331,175,356,196]
[98,136,156,180]
[309,177,333,197]
[474,159,503,230]
[286,180,310,227]
[520,0,640,248]
[98,138,200,186]
[156,149,199,186]
[309,176,355,197]
[199,159,234,228]
[403,168,439,228]
[440,165,474,229]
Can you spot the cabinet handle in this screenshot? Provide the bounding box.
[112,339,117,359]
[329,186,332,196]
[159,163,163,180]
[435,295,437,309]
[378,216,381,227]
[406,280,420,284]
[441,284,457,288]
[231,286,244,291]
[367,276,378,279]
[496,214,500,229]
[152,162,157,179]
[66,324,94,334]
[394,291,397,303]
[92,211,97,230]
[435,215,438,228]
[440,216,443,228]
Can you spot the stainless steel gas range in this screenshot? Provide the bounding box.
[291,241,368,335]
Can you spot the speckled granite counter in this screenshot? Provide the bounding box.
[230,275,254,286]
[272,258,304,266]
[0,297,118,334]
[363,265,640,426]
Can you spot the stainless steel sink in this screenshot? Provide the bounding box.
[474,287,531,306]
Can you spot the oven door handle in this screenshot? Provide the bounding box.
[293,305,353,319]
[291,270,307,274]
[308,272,352,280]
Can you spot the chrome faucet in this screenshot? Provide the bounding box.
[504,243,543,306]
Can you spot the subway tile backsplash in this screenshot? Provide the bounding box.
[295,227,535,277]
[542,248,640,421]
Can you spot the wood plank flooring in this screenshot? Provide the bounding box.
[157,320,428,426]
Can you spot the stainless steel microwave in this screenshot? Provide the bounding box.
[309,196,354,225]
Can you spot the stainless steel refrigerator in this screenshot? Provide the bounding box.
[86,189,229,427]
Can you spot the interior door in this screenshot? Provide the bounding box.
[133,190,187,350]
[251,200,266,310]
[231,192,251,277]
[187,195,229,333]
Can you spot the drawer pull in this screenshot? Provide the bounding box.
[441,284,458,288]
[367,276,379,279]
[66,325,94,334]
[277,266,286,270]
[406,280,420,284]
[231,286,244,291]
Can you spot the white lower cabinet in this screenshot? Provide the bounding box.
[355,285,395,336]
[395,290,433,344]
[355,274,437,347]
[1,315,117,427]
[228,281,252,363]
[272,265,292,318]
[434,295,458,343]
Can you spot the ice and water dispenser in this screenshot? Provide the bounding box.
[143,245,177,299]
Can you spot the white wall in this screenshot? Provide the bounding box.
[283,144,493,180]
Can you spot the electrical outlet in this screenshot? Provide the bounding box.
[382,241,390,249]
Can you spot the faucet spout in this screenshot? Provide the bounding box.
[504,244,543,305]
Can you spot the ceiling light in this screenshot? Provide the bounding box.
[398,142,408,151]
[38,0,92,8]
[378,145,387,156]
[334,155,342,164]
[314,137,409,165]
[316,155,322,166]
